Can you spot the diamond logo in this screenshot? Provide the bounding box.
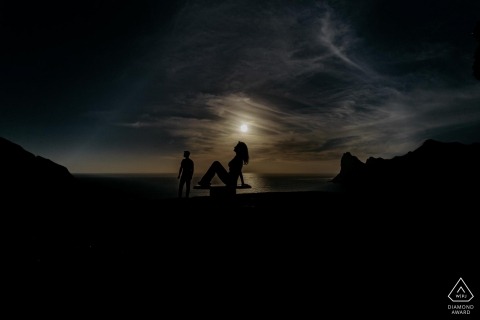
[448,278,474,302]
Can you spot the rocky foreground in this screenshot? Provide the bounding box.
[2,137,478,318]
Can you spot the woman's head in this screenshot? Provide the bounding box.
[234,141,249,165]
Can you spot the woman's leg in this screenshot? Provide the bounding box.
[198,161,230,185]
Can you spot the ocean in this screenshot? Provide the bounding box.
[74,173,342,200]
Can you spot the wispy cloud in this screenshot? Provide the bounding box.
[115,0,480,172]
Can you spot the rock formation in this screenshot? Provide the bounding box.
[0,136,74,201]
[332,139,480,192]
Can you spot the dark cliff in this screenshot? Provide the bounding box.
[332,139,480,192]
[0,137,75,201]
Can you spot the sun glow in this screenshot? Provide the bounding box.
[240,124,248,132]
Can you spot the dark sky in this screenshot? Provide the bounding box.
[1,0,479,173]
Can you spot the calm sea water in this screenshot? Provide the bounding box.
[75,173,342,200]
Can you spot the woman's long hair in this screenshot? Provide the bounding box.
[236,141,249,165]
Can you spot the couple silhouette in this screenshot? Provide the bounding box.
[178,141,249,198]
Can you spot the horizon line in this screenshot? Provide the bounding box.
[71,172,337,176]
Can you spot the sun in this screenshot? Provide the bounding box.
[240,124,248,132]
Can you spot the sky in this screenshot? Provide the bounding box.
[1,0,479,174]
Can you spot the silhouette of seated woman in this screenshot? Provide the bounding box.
[197,141,249,187]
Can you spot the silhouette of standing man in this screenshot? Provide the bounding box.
[178,151,194,198]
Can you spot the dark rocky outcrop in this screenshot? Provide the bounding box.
[332,139,480,193]
[330,152,366,184]
[0,136,74,201]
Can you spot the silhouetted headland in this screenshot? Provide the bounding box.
[332,139,480,194]
[1,136,75,202]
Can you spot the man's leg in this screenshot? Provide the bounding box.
[178,179,185,197]
[185,179,191,198]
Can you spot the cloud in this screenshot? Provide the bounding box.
[115,0,480,172]
[4,0,480,174]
